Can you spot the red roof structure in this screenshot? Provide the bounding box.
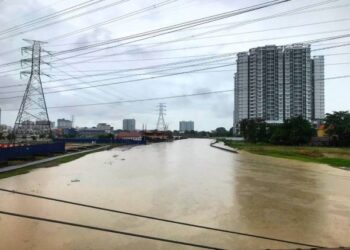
[116,131,142,139]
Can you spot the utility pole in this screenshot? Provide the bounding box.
[13,39,51,142]
[156,103,167,131]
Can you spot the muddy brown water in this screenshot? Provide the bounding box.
[0,139,349,250]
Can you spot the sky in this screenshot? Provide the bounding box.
[0,0,349,131]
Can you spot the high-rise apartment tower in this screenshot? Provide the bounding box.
[233,44,324,134]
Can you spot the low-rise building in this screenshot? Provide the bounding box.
[97,123,113,133]
[317,124,327,137]
[78,128,108,138]
[57,118,72,129]
[116,131,142,141]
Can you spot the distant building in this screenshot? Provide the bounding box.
[96,123,113,133]
[35,120,55,130]
[233,43,325,134]
[57,118,72,129]
[0,124,10,132]
[179,121,194,132]
[312,55,325,121]
[78,128,107,138]
[123,119,136,131]
[53,127,77,138]
[15,120,53,136]
[76,124,113,138]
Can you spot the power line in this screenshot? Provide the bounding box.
[0,41,349,94]
[0,0,345,70]
[36,61,350,76]
[0,54,235,90]
[48,31,350,67]
[1,2,348,59]
[0,54,350,98]
[181,28,350,42]
[1,60,349,94]
[1,39,349,95]
[0,0,290,70]
[51,57,135,103]
[0,0,131,41]
[123,0,343,54]
[46,0,181,42]
[46,48,350,65]
[0,0,345,66]
[0,0,182,57]
[49,32,350,67]
[0,210,225,250]
[1,60,349,85]
[0,71,348,110]
[0,0,72,28]
[0,63,235,99]
[48,54,235,83]
[0,188,324,248]
[46,41,350,67]
[1,89,234,111]
[43,55,234,86]
[0,0,103,36]
[47,0,291,61]
[46,16,350,47]
[49,0,339,51]
[0,54,229,86]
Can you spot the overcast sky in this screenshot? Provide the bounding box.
[0,0,349,131]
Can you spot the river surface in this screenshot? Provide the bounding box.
[0,139,350,250]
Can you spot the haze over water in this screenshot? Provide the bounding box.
[0,139,350,250]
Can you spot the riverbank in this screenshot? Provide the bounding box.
[222,140,350,169]
[0,145,116,179]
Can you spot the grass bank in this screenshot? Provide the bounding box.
[222,140,350,169]
[0,145,118,179]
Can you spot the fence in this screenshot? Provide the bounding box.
[53,138,146,145]
[0,142,65,163]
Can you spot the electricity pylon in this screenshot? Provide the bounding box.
[156,103,167,131]
[13,39,51,142]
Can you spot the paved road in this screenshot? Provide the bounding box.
[0,145,109,173]
[210,141,238,153]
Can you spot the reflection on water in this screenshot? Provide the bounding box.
[0,139,350,250]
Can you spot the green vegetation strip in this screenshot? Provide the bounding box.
[223,140,350,168]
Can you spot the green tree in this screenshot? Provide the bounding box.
[198,131,209,137]
[324,111,350,146]
[215,127,229,137]
[270,116,314,145]
[240,118,267,143]
[229,127,234,136]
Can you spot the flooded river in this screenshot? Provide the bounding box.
[0,139,350,250]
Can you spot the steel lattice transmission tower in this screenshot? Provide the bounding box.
[13,39,51,141]
[156,103,168,131]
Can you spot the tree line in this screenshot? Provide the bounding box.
[238,111,350,146]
